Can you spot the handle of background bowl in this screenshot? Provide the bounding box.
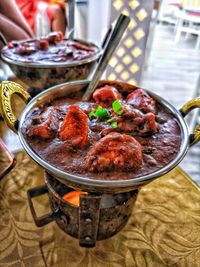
[180,97,200,146]
[0,81,31,133]
[27,185,54,227]
[0,138,16,180]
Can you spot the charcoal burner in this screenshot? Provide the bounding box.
[27,172,138,247]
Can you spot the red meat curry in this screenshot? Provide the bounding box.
[22,83,181,180]
[2,32,98,64]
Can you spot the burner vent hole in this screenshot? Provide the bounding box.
[85,217,92,223]
[84,236,92,242]
[60,214,70,225]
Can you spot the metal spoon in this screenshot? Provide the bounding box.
[82,14,130,101]
[67,0,75,39]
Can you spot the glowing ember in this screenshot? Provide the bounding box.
[62,191,88,206]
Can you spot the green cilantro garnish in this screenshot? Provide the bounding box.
[112,100,124,115]
[111,121,118,128]
[95,106,110,118]
[89,108,96,119]
[89,106,110,120]
[89,105,118,129]
[106,117,116,123]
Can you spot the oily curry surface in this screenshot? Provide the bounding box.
[22,84,181,180]
[2,32,98,64]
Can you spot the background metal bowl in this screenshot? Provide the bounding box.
[1,39,101,93]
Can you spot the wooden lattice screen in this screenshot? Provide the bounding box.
[106,0,154,85]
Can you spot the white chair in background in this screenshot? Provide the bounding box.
[174,0,200,48]
[157,0,180,24]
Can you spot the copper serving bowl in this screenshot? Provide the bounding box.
[1,80,200,194]
[1,39,101,93]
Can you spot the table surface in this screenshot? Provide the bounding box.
[0,149,200,267]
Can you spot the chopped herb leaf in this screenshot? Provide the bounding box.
[89,108,96,119]
[106,117,116,123]
[112,100,124,115]
[95,106,110,118]
[111,121,118,128]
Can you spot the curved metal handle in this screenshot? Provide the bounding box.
[0,81,31,132]
[180,97,200,145]
[0,138,16,180]
[27,185,54,227]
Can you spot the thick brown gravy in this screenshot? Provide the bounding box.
[22,86,181,181]
[2,32,99,64]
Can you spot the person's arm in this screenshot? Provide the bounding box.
[0,13,31,46]
[0,0,34,38]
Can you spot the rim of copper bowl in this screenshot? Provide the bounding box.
[1,38,101,68]
[17,80,190,190]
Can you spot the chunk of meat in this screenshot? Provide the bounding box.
[143,113,157,133]
[35,39,49,50]
[14,45,36,55]
[120,105,157,134]
[126,89,156,114]
[101,105,157,136]
[46,31,63,44]
[116,112,157,135]
[27,107,61,139]
[8,42,14,49]
[59,105,88,147]
[86,133,142,172]
[93,86,122,106]
[71,42,95,52]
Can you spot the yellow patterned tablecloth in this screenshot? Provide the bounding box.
[0,151,200,267]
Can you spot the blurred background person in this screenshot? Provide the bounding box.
[16,0,67,36]
[0,0,34,49]
[0,0,35,80]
